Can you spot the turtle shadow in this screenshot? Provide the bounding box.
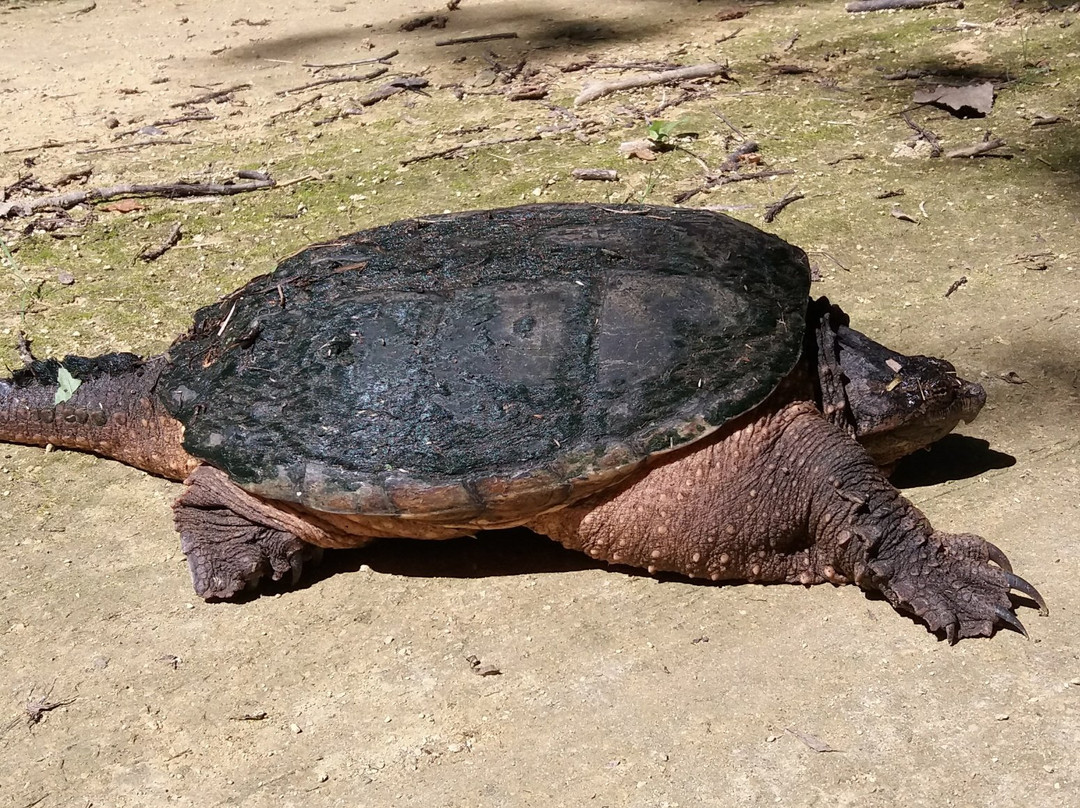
[309,527,605,586]
[888,434,1015,489]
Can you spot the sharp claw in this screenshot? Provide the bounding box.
[994,606,1028,638]
[1004,571,1049,616]
[984,542,1013,573]
[945,621,958,645]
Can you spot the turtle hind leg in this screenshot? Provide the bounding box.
[173,466,324,599]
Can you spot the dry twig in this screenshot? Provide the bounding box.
[574,62,731,107]
[77,139,192,155]
[945,138,1008,158]
[763,189,805,223]
[572,169,619,181]
[277,66,389,96]
[268,93,324,123]
[435,32,518,46]
[846,0,962,10]
[170,83,251,108]
[0,174,275,219]
[302,50,399,72]
[401,134,541,166]
[137,222,183,262]
[673,168,794,204]
[901,111,942,157]
[944,276,968,297]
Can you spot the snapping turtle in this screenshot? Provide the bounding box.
[0,203,1045,640]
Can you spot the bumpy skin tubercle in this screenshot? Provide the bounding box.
[530,401,1042,641]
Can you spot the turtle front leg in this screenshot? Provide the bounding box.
[173,466,325,599]
[530,401,1045,641]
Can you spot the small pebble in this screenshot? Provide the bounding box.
[994,714,1009,721]
[290,723,303,734]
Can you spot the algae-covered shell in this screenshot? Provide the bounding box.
[159,204,810,525]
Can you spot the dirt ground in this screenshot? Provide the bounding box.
[2,0,1079,806]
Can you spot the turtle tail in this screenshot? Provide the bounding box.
[0,351,198,480]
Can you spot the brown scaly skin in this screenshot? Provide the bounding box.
[0,313,1046,640]
[0,354,197,481]
[530,400,1043,642]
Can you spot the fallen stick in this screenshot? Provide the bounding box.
[0,174,275,219]
[113,112,215,139]
[901,111,942,157]
[435,32,518,46]
[401,134,541,166]
[137,222,183,262]
[268,93,324,123]
[508,86,548,101]
[302,50,399,72]
[77,139,192,155]
[1,138,93,155]
[574,62,731,107]
[572,168,619,181]
[277,66,389,96]
[945,138,1008,158]
[52,167,94,188]
[171,83,251,108]
[763,189,805,223]
[845,0,962,11]
[672,168,795,205]
[358,77,430,106]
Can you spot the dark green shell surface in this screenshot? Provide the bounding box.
[158,204,810,522]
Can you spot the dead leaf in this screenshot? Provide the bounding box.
[890,207,918,223]
[618,139,660,161]
[99,199,144,213]
[913,82,994,118]
[999,371,1027,385]
[785,727,838,753]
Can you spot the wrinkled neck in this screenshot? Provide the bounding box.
[0,353,198,480]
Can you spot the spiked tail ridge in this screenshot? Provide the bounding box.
[0,352,198,481]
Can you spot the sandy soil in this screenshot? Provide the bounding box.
[2,1,1079,806]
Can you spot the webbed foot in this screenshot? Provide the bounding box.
[867,531,1046,643]
[173,466,323,599]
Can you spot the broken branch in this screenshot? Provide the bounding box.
[277,66,389,96]
[572,168,619,181]
[170,83,251,108]
[901,111,942,157]
[763,189,805,223]
[574,62,731,107]
[945,138,1008,158]
[77,139,193,155]
[302,50,399,71]
[435,32,518,46]
[846,0,962,10]
[137,222,183,262]
[401,134,541,166]
[0,174,275,219]
[358,77,430,106]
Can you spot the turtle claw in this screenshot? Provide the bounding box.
[866,529,1047,641]
[985,541,1013,574]
[994,605,1028,638]
[944,621,958,646]
[1004,571,1049,616]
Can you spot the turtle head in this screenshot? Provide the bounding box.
[834,325,985,466]
[810,299,986,467]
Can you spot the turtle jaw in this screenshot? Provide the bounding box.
[834,326,988,467]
